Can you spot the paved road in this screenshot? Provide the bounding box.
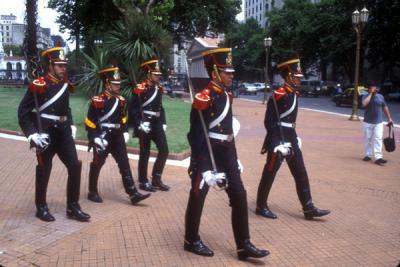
[0,97,399,266]
[238,92,400,123]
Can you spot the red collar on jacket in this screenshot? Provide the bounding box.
[209,81,226,94]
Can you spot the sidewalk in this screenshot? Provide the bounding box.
[0,98,399,266]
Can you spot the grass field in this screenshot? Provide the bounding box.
[0,86,191,153]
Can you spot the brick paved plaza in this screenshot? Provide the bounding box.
[0,99,399,266]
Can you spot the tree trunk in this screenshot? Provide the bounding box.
[25,0,38,81]
[75,32,80,64]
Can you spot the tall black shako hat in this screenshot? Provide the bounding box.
[202,48,235,77]
[98,66,121,84]
[276,53,304,79]
[41,47,68,64]
[141,58,162,75]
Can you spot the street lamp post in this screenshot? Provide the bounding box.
[349,7,369,121]
[263,37,272,104]
[94,39,103,47]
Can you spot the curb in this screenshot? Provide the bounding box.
[0,129,191,161]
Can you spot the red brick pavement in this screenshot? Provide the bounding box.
[0,98,399,266]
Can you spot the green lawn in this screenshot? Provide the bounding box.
[0,86,191,153]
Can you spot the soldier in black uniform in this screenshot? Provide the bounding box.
[256,54,331,220]
[85,66,150,205]
[129,59,170,192]
[184,48,269,261]
[18,47,90,222]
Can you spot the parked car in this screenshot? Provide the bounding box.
[238,83,258,95]
[385,89,400,102]
[253,82,266,92]
[300,80,322,97]
[332,86,368,107]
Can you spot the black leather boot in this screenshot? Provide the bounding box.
[185,187,209,256]
[88,192,103,203]
[121,169,151,204]
[303,205,330,220]
[229,191,269,260]
[88,162,103,203]
[36,204,55,222]
[237,240,269,261]
[129,187,151,204]
[255,207,277,219]
[139,182,156,192]
[184,239,214,257]
[152,174,170,191]
[66,202,91,222]
[35,164,53,221]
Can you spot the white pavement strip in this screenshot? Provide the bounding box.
[0,133,191,168]
[237,98,400,128]
[301,107,400,128]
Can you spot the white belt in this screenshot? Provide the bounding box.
[40,113,68,122]
[209,132,234,142]
[101,123,121,129]
[278,122,295,128]
[144,110,160,117]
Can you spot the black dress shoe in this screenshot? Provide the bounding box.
[36,204,55,222]
[303,206,330,220]
[66,202,91,222]
[237,240,269,261]
[130,191,151,204]
[375,158,387,165]
[255,207,277,219]
[184,240,214,257]
[152,179,170,191]
[139,182,157,192]
[362,156,371,161]
[87,192,103,203]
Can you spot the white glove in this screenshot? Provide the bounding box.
[199,170,226,189]
[237,159,244,173]
[297,137,302,149]
[71,125,77,139]
[94,137,108,153]
[28,133,50,150]
[232,116,241,137]
[123,132,130,143]
[139,121,151,133]
[163,124,167,131]
[273,142,292,157]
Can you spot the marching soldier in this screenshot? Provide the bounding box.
[256,54,331,220]
[18,47,90,222]
[184,48,269,260]
[129,58,170,192]
[85,66,150,205]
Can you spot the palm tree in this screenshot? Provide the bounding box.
[78,9,172,99]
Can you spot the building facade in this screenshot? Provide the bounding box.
[0,38,27,81]
[244,0,320,27]
[0,13,54,48]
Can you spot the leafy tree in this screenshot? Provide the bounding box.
[49,0,241,51]
[3,45,23,57]
[48,0,123,54]
[266,0,321,78]
[266,0,371,82]
[224,19,266,81]
[365,0,400,81]
[169,0,241,46]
